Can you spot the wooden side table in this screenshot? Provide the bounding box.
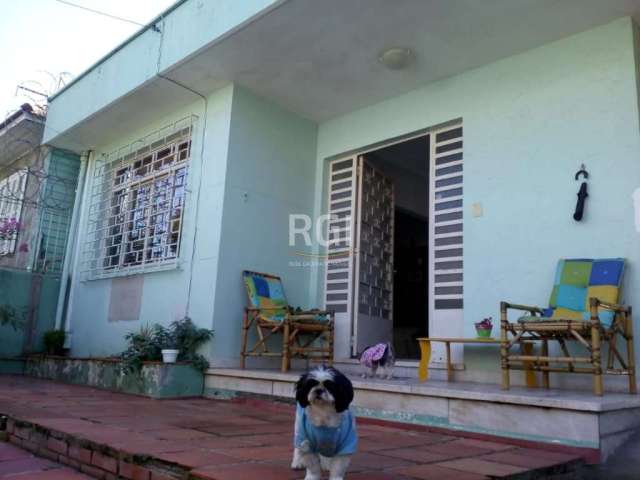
[417,337,537,386]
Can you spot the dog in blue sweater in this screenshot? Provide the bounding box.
[291,366,357,480]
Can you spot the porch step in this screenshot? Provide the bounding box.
[1,412,587,480]
[205,367,640,462]
[3,418,186,479]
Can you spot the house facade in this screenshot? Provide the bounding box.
[44,0,640,390]
[0,104,81,355]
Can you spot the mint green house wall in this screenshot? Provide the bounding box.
[210,86,317,365]
[64,87,233,357]
[314,17,640,386]
[0,271,62,357]
[48,11,640,390]
[62,84,317,363]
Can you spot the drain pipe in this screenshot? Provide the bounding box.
[54,150,91,347]
[154,12,209,318]
[156,74,208,318]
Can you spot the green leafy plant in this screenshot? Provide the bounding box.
[0,305,23,331]
[43,330,66,355]
[119,324,164,374]
[119,318,213,374]
[169,317,214,372]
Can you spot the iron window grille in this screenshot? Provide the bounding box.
[82,116,196,280]
[0,169,27,255]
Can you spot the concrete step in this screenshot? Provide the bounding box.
[1,413,587,480]
[205,367,640,462]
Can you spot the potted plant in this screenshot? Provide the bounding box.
[119,318,214,373]
[474,317,493,338]
[159,329,180,364]
[120,325,162,374]
[169,317,214,371]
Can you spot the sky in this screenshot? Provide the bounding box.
[0,0,176,120]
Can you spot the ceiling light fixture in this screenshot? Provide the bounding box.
[378,47,414,70]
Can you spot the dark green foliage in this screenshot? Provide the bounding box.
[119,324,164,374]
[170,317,214,372]
[43,330,66,355]
[0,305,23,331]
[119,317,213,374]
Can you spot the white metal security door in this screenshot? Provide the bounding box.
[324,157,358,359]
[352,156,394,355]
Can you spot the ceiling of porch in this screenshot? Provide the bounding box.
[172,0,640,122]
[49,0,640,151]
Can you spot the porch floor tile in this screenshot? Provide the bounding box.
[0,375,586,479]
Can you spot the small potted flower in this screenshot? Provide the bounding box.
[474,317,493,338]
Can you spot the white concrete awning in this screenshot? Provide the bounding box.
[45,0,640,151]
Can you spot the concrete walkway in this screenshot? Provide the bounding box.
[0,376,586,479]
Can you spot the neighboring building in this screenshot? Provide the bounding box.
[0,104,81,355]
[43,0,640,394]
[0,104,46,270]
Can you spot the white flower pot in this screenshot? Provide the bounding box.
[161,349,179,363]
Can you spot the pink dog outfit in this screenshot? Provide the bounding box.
[359,343,388,368]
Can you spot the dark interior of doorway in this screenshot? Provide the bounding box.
[394,208,428,359]
[365,135,429,359]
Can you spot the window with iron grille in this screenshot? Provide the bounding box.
[0,169,27,255]
[82,117,195,279]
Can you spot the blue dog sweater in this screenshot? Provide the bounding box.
[294,403,357,457]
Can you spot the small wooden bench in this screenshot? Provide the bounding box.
[417,337,537,386]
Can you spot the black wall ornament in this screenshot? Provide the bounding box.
[573,164,589,222]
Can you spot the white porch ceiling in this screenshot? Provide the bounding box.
[50,0,640,150]
[174,0,640,121]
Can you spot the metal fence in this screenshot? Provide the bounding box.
[0,149,80,275]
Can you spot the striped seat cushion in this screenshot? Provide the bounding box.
[541,258,625,326]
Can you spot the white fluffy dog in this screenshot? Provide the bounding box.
[291,366,357,480]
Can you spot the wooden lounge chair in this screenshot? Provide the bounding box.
[500,258,636,395]
[240,270,334,372]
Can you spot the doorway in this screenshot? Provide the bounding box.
[323,122,463,363]
[393,209,428,358]
[359,136,430,359]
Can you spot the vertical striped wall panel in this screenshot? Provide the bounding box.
[431,124,463,310]
[324,157,357,317]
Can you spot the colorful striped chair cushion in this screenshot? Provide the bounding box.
[243,271,288,323]
[541,258,625,326]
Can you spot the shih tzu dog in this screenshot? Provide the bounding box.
[291,366,357,480]
[359,342,395,379]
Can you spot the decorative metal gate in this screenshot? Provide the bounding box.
[353,157,394,355]
[324,157,358,359]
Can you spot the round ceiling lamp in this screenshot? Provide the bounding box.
[378,47,414,70]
